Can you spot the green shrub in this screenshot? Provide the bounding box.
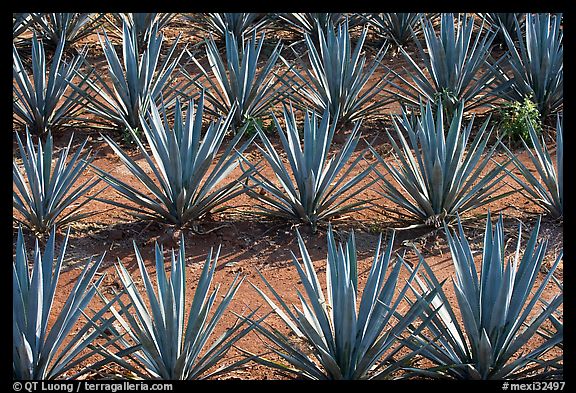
[243,115,275,137]
[499,95,542,142]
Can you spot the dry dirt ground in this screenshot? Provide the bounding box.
[12,15,563,381]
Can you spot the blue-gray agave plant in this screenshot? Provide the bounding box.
[281,19,393,125]
[274,13,348,45]
[13,13,34,42]
[13,128,101,234]
[480,13,526,44]
[109,13,177,51]
[29,13,105,51]
[185,29,285,131]
[13,227,118,379]
[405,213,563,379]
[13,33,90,136]
[242,105,374,231]
[247,226,441,379]
[73,21,189,136]
[501,115,562,219]
[369,101,512,227]
[387,13,502,115]
[493,13,563,120]
[186,13,271,41]
[90,93,254,227]
[534,274,563,379]
[100,235,254,379]
[362,13,423,47]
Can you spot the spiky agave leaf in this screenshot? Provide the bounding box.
[369,101,512,226]
[13,128,101,234]
[386,13,502,115]
[185,29,285,131]
[111,13,177,49]
[500,114,562,219]
[492,13,563,120]
[72,20,190,135]
[242,104,374,231]
[280,19,393,125]
[29,13,106,51]
[274,13,349,44]
[90,93,254,227]
[479,13,526,44]
[107,235,254,379]
[247,225,442,379]
[405,212,563,379]
[186,13,271,41]
[13,33,90,136]
[530,274,563,379]
[276,12,344,34]
[13,226,118,379]
[13,13,34,42]
[362,13,423,47]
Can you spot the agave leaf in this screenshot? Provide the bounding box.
[247,318,328,379]
[409,253,471,363]
[184,29,285,131]
[108,13,177,50]
[248,226,441,379]
[501,114,562,219]
[13,13,35,41]
[406,213,563,379]
[362,13,424,47]
[370,101,510,225]
[492,13,563,119]
[245,105,372,230]
[480,13,526,44]
[71,20,191,134]
[13,33,89,135]
[385,13,502,115]
[185,13,271,41]
[13,128,101,234]
[29,13,105,50]
[275,13,347,42]
[107,234,250,379]
[13,227,114,379]
[279,19,393,125]
[91,94,254,227]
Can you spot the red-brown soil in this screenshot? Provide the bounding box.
[12,14,563,381]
